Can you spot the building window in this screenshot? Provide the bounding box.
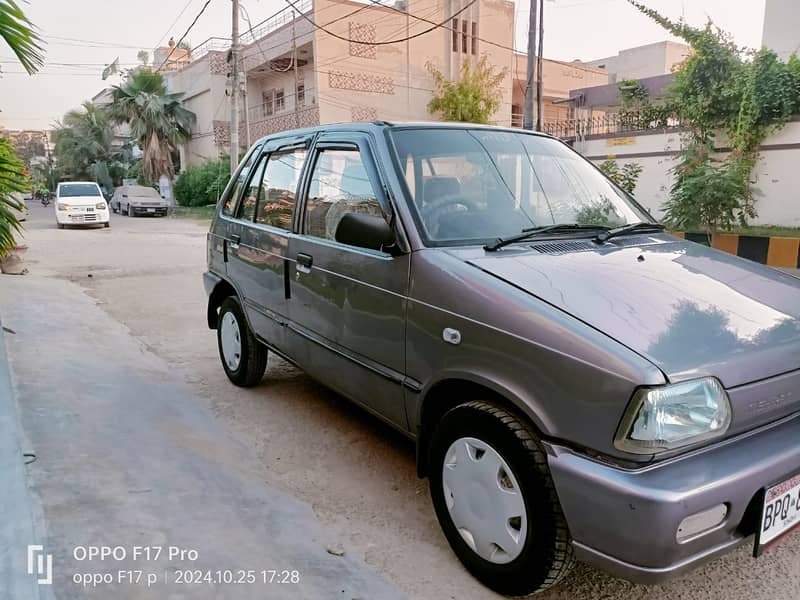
[452,19,459,52]
[296,82,305,108]
[462,20,468,54]
[262,90,274,117]
[275,89,285,112]
[471,22,477,55]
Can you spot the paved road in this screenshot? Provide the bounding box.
[3,203,799,600]
[1,205,404,599]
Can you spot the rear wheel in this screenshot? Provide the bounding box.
[216,296,267,387]
[429,401,575,596]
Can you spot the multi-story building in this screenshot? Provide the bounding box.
[583,40,691,83]
[762,0,800,61]
[164,0,608,167]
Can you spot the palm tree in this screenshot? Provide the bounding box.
[0,0,43,257]
[52,102,123,193]
[109,70,195,199]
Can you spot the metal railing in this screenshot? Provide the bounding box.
[186,37,231,62]
[541,111,681,140]
[243,0,312,42]
[187,0,312,67]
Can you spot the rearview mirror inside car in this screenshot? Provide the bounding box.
[335,213,395,252]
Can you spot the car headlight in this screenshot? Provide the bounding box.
[614,377,731,454]
[57,203,71,211]
[96,202,107,210]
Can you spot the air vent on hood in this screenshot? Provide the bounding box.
[530,240,598,254]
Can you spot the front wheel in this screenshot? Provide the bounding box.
[429,401,575,596]
[127,205,134,217]
[216,296,268,387]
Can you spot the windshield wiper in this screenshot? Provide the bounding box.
[593,221,665,243]
[484,224,609,252]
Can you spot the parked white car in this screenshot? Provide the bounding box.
[55,181,110,229]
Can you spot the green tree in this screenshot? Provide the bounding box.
[52,102,130,194]
[137,49,149,66]
[109,70,195,197]
[426,55,507,124]
[0,0,43,256]
[629,1,800,233]
[598,159,643,194]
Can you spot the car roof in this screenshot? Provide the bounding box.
[251,121,555,148]
[59,181,98,186]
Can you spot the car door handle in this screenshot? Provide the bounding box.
[296,252,313,274]
[229,234,241,249]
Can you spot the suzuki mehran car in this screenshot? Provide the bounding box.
[203,123,800,596]
[55,181,110,228]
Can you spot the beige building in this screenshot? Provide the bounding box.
[166,0,608,168]
[583,40,691,83]
[762,0,800,61]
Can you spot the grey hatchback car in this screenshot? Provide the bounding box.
[204,122,800,596]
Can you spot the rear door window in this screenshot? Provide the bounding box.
[255,149,307,230]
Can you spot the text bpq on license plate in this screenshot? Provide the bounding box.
[756,473,800,556]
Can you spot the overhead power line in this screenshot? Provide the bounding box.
[281,0,478,45]
[156,0,199,48]
[157,0,213,72]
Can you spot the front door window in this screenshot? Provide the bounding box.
[304,148,385,243]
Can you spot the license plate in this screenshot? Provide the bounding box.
[755,472,800,556]
[147,208,155,213]
[86,208,94,212]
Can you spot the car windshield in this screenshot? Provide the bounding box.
[390,128,651,245]
[59,183,101,198]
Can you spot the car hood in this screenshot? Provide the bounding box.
[460,234,800,388]
[59,196,103,206]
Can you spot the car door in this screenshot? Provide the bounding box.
[226,135,311,353]
[288,132,410,430]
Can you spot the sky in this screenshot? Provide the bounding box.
[0,0,768,130]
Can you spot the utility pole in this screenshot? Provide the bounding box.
[522,0,538,130]
[230,0,240,173]
[291,7,299,128]
[535,0,544,131]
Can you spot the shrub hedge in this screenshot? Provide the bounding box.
[174,158,230,207]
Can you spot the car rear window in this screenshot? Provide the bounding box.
[59,184,101,198]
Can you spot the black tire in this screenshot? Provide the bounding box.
[104,222,110,228]
[57,223,64,229]
[216,296,268,387]
[429,401,575,596]
[111,205,117,213]
[127,205,134,217]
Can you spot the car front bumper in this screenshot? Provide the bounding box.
[130,205,168,216]
[56,209,109,224]
[546,412,800,584]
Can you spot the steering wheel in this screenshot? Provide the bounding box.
[420,194,482,235]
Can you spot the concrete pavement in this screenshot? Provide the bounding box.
[0,271,405,599]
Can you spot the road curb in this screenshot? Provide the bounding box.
[0,318,52,599]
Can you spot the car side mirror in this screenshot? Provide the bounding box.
[335,213,396,253]
[122,194,128,198]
